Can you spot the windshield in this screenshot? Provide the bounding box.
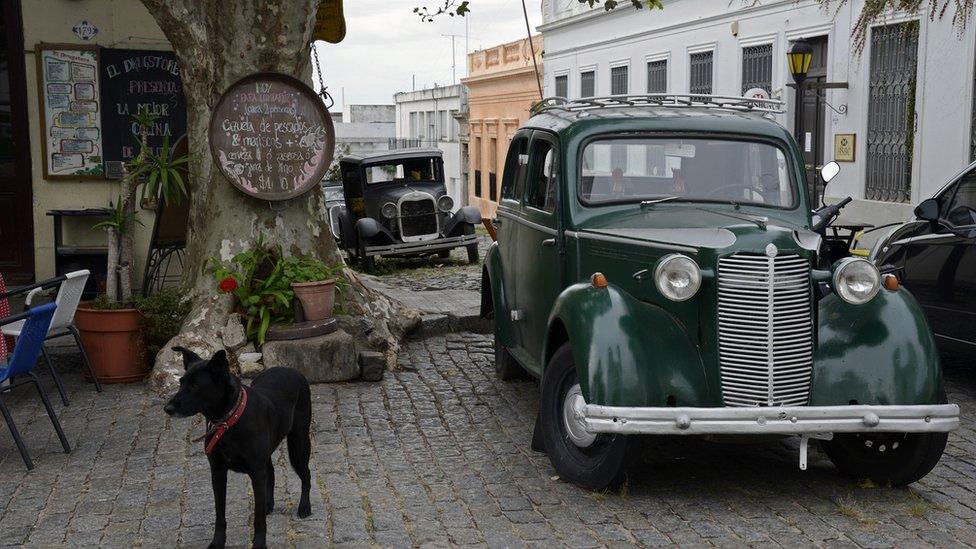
[580,137,795,208]
[363,157,442,185]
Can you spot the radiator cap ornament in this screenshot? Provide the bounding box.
[765,243,778,258]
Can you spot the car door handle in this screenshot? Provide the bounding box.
[541,238,555,248]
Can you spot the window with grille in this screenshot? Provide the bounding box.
[865,21,919,202]
[489,137,498,201]
[689,51,713,95]
[474,137,482,198]
[741,44,772,94]
[555,75,568,98]
[611,65,628,95]
[580,70,595,98]
[647,60,667,93]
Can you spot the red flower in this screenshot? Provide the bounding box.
[218,277,238,293]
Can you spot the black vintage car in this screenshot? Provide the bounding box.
[872,161,976,356]
[334,148,482,269]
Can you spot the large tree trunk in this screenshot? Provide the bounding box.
[142,1,416,395]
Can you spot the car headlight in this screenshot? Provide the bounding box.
[832,257,880,304]
[437,195,454,212]
[381,202,397,219]
[654,254,701,301]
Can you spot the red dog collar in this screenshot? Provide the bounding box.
[194,387,248,455]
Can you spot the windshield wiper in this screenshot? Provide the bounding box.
[639,196,679,209]
[691,205,768,229]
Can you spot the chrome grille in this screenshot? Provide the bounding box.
[399,198,437,237]
[717,253,813,407]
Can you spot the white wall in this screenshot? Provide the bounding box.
[540,0,976,232]
[393,85,466,207]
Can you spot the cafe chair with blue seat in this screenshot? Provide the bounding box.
[0,302,71,470]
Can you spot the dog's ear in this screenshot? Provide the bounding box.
[208,349,230,374]
[172,346,201,370]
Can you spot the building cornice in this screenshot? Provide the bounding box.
[461,65,542,85]
[541,0,809,58]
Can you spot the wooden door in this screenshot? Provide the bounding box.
[0,0,34,284]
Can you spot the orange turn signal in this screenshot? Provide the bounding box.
[591,272,608,289]
[882,273,899,291]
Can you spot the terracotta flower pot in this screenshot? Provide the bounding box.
[74,305,148,384]
[291,279,336,321]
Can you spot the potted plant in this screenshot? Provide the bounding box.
[209,238,345,345]
[282,256,345,321]
[75,114,188,383]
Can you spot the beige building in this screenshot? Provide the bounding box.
[462,36,543,217]
[2,0,177,291]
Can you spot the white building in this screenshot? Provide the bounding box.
[332,104,396,159]
[540,0,976,232]
[393,84,467,207]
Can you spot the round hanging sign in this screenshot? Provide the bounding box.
[209,73,335,201]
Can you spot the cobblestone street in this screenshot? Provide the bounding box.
[1,335,975,547]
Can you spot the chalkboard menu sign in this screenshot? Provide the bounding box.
[35,44,104,179]
[100,48,187,168]
[209,73,335,201]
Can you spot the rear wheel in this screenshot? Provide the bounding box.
[539,343,633,490]
[494,337,523,381]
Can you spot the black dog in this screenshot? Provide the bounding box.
[164,347,312,549]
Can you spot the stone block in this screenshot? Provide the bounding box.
[261,329,359,383]
[358,351,385,382]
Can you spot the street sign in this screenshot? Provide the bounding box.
[208,73,335,201]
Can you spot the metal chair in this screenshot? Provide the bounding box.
[0,302,71,470]
[0,270,102,406]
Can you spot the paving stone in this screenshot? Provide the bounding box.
[3,311,976,547]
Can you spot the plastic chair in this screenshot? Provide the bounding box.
[0,303,71,470]
[0,270,102,406]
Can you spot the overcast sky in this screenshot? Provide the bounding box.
[312,0,544,109]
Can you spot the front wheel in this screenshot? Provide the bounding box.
[539,343,633,490]
[494,337,524,381]
[821,431,948,486]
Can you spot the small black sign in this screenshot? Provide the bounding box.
[100,48,187,167]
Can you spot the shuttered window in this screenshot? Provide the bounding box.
[689,51,713,95]
[611,65,628,95]
[647,60,667,93]
[555,74,568,98]
[580,70,595,98]
[865,21,919,202]
[741,44,772,94]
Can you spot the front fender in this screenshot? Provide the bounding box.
[811,288,943,406]
[483,242,516,348]
[444,205,482,236]
[355,218,395,245]
[547,283,713,407]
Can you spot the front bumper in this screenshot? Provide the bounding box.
[364,234,477,257]
[584,403,960,436]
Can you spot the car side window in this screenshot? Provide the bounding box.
[501,136,528,202]
[946,172,976,228]
[528,140,557,213]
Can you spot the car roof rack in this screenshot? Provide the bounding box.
[530,94,785,116]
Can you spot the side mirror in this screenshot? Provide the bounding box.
[820,161,840,184]
[914,198,940,222]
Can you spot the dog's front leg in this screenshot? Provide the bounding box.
[208,465,228,549]
[249,468,269,549]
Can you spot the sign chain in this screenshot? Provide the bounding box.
[311,42,334,110]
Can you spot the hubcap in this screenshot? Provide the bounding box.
[562,383,596,448]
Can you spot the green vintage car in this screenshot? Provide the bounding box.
[481,95,960,490]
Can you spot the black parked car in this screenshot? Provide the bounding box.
[334,148,482,270]
[872,161,976,355]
